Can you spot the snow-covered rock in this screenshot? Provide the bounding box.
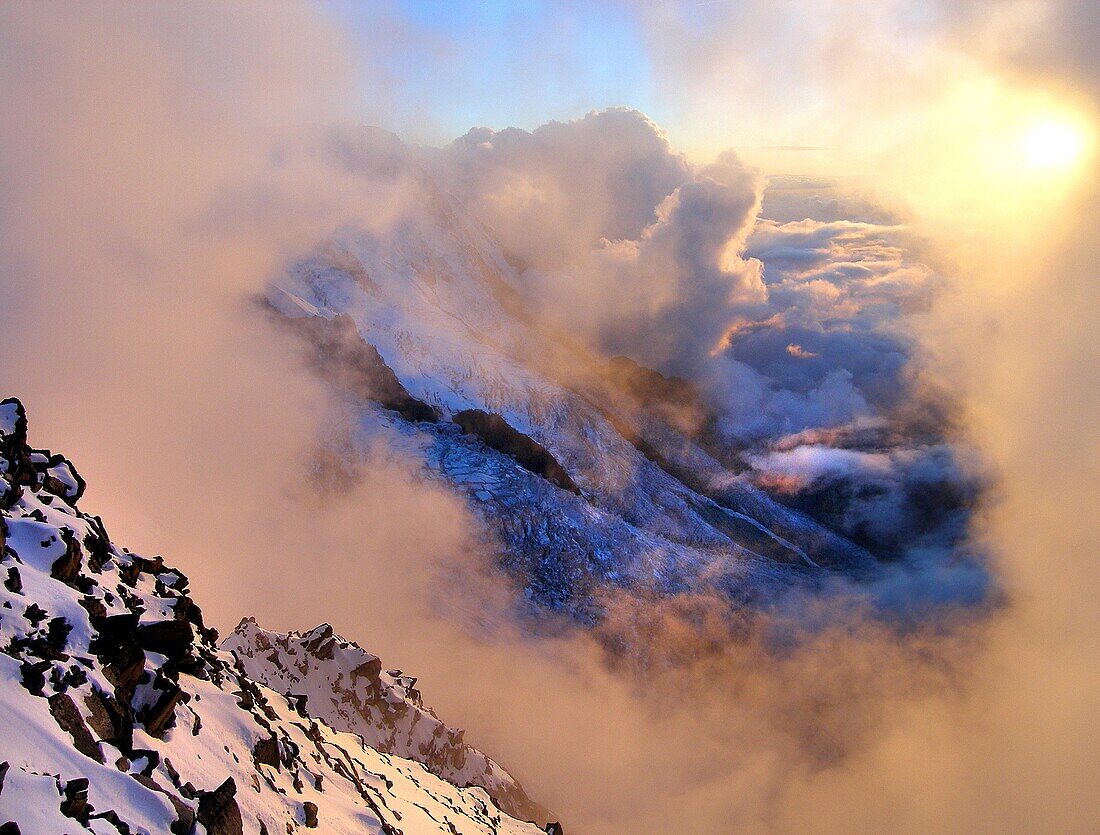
[224,619,549,826]
[0,397,556,834]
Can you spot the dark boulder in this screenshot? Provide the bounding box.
[89,613,146,702]
[90,810,133,834]
[253,735,281,770]
[19,660,50,696]
[83,688,129,749]
[83,516,112,572]
[3,567,20,594]
[0,398,36,492]
[23,603,47,627]
[59,778,91,824]
[38,454,86,505]
[303,801,319,829]
[49,530,83,585]
[139,678,185,738]
[46,616,71,654]
[135,620,193,662]
[167,794,196,835]
[49,693,104,763]
[196,777,243,835]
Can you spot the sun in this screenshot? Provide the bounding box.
[1021,120,1086,169]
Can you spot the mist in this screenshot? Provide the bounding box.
[1,3,1097,835]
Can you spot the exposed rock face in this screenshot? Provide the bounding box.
[279,310,438,423]
[301,800,318,829]
[0,398,552,834]
[225,618,552,826]
[604,354,702,412]
[48,693,103,763]
[453,409,580,495]
[197,777,244,835]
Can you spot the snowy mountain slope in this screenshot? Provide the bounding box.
[0,397,554,834]
[269,142,880,622]
[224,620,549,826]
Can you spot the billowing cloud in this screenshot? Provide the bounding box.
[682,189,941,449]
[528,148,765,372]
[426,110,765,373]
[705,358,873,444]
[748,439,983,564]
[432,121,941,434]
[429,108,691,269]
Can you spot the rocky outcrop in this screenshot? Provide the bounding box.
[0,397,551,834]
[279,310,438,422]
[301,800,318,829]
[604,354,701,411]
[453,409,580,495]
[197,778,243,835]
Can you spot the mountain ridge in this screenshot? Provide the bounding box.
[0,396,558,834]
[224,618,550,826]
[268,139,884,633]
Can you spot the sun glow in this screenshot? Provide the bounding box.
[869,80,1098,276]
[1022,120,1086,168]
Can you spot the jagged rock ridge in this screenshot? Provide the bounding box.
[225,619,550,825]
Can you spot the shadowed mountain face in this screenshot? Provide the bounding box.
[0,398,555,834]
[451,409,581,495]
[276,310,440,424]
[267,130,988,638]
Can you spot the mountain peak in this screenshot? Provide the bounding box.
[225,618,553,826]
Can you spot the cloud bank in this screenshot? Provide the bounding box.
[431,110,765,374]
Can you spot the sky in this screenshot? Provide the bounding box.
[327,0,660,146]
[324,0,1093,182]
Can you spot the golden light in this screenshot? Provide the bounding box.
[1021,120,1086,168]
[870,78,1098,276]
